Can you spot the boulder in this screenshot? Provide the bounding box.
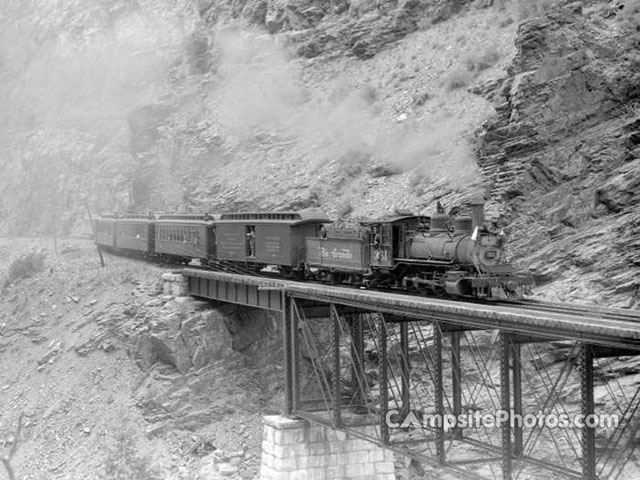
[136,308,233,373]
[594,158,640,213]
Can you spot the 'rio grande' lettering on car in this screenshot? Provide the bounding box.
[320,247,353,260]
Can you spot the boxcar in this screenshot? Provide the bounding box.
[155,214,217,261]
[215,211,331,268]
[114,215,155,254]
[94,215,117,250]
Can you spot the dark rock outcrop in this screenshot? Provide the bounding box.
[475,2,640,301]
[197,0,475,60]
[136,308,234,373]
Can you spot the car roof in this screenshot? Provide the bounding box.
[218,210,332,226]
[360,215,430,225]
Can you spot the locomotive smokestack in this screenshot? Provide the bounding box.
[469,200,485,232]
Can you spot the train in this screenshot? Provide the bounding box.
[93,201,533,300]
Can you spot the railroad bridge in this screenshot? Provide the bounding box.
[181,268,640,480]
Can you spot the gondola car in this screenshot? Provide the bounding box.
[215,211,331,274]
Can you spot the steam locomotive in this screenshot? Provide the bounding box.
[94,201,532,300]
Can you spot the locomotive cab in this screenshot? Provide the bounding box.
[364,215,430,271]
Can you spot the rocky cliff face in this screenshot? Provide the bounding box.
[476,0,640,305]
[0,0,638,303]
[199,0,471,59]
[0,0,493,235]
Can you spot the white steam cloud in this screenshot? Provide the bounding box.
[207,26,479,188]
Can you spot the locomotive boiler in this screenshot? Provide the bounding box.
[307,201,532,299]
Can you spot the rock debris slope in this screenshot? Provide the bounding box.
[0,241,282,479]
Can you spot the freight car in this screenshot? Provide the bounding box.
[93,202,532,300]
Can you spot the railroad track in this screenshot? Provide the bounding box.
[185,260,640,325]
[504,298,640,324]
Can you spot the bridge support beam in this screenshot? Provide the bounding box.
[500,333,513,480]
[349,314,365,408]
[434,323,446,465]
[330,304,343,429]
[283,294,294,415]
[400,322,411,419]
[512,343,523,458]
[580,344,596,480]
[451,331,463,441]
[379,315,390,445]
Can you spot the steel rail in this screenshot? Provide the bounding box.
[503,298,640,322]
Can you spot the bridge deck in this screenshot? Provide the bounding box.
[182,268,640,349]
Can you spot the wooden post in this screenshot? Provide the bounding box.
[85,202,105,267]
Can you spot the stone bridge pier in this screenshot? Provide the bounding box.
[259,416,397,480]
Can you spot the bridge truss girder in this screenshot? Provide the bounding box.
[283,296,640,480]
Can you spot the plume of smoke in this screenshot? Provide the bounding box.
[207,26,479,188]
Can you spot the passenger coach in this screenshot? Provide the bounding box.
[154,214,218,264]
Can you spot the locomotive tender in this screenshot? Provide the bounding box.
[94,202,532,300]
